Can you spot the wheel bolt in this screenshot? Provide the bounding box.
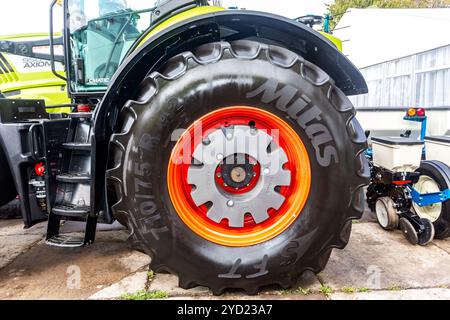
[227,200,234,207]
[226,133,233,139]
[263,168,270,175]
[217,153,224,160]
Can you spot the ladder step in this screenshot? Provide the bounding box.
[68,112,92,119]
[62,142,91,151]
[56,172,91,183]
[52,204,89,218]
[45,235,84,248]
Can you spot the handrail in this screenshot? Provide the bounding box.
[49,0,67,82]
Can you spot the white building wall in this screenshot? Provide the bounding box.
[334,8,450,68]
[334,8,450,137]
[352,45,450,108]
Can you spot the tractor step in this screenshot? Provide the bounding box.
[68,112,93,119]
[52,204,90,218]
[45,234,85,248]
[45,105,97,248]
[56,172,91,183]
[62,142,91,151]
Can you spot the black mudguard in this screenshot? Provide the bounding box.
[92,10,368,218]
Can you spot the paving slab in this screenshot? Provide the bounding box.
[89,271,148,300]
[0,235,42,269]
[148,273,211,297]
[168,294,326,300]
[0,231,149,299]
[294,270,323,293]
[319,222,450,291]
[147,269,323,298]
[0,220,46,237]
[261,270,323,296]
[331,288,450,300]
[433,239,450,254]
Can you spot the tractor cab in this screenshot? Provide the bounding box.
[66,0,158,94]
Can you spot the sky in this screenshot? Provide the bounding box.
[0,0,64,35]
[0,0,331,36]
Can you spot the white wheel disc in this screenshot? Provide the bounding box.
[375,198,389,228]
[412,175,442,222]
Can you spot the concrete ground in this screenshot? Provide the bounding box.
[0,209,449,300]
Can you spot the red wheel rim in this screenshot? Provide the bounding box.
[167,106,311,247]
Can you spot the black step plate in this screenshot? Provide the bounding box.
[56,172,91,183]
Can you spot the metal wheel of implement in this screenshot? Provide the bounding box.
[399,218,419,245]
[413,175,442,222]
[375,197,399,230]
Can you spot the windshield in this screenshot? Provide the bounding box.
[67,0,162,93]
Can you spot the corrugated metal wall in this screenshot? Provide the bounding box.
[351,45,450,108]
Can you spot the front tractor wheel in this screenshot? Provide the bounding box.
[167,107,311,247]
[107,41,369,294]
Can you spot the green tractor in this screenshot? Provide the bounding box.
[0,33,70,111]
[0,0,368,294]
[0,33,71,217]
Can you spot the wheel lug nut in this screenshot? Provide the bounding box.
[217,154,224,160]
[202,138,211,145]
[227,200,234,207]
[263,168,270,175]
[226,133,233,139]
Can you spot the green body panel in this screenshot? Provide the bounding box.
[320,32,343,52]
[0,33,70,112]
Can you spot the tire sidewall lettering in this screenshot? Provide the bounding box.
[246,78,339,167]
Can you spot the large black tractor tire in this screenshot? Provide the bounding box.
[107,41,369,294]
[414,161,450,239]
[0,145,17,207]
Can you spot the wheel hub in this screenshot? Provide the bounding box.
[217,154,258,191]
[187,125,291,228]
[230,166,246,183]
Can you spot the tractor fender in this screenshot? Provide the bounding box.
[92,10,368,216]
